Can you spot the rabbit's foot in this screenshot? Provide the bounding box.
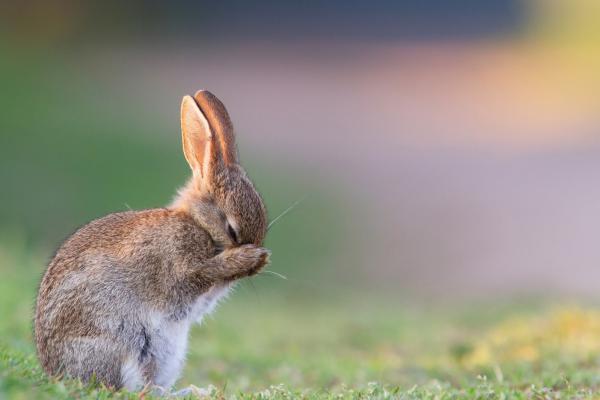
[170,384,212,398]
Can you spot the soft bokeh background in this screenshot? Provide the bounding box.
[1,1,600,398]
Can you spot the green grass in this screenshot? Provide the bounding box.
[1,238,600,399]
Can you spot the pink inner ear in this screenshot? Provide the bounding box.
[190,134,209,177]
[181,96,213,177]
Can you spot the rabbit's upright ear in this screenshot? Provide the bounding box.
[194,90,238,165]
[180,95,220,179]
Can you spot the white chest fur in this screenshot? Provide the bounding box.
[121,284,232,391]
[190,284,232,323]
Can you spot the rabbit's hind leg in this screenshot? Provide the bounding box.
[61,337,127,389]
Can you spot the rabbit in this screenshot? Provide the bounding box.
[34,90,270,392]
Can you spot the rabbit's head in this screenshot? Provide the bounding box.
[172,91,267,249]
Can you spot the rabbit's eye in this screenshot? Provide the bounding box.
[227,222,239,244]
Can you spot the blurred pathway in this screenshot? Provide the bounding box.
[88,41,600,299]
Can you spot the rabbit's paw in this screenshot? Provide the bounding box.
[222,244,271,278]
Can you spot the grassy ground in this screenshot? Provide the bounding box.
[1,239,600,399]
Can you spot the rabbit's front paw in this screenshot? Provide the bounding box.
[222,244,270,279]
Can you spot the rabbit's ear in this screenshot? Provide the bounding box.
[180,95,220,179]
[194,90,238,165]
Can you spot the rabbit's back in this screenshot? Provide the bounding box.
[35,208,216,388]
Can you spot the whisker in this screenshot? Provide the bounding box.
[259,270,288,280]
[267,195,308,231]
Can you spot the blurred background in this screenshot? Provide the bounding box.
[2,0,600,299]
[1,0,600,396]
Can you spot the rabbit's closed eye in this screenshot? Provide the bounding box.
[227,221,239,244]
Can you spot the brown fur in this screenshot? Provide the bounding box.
[34,91,269,390]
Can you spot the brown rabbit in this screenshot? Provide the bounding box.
[34,91,269,391]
